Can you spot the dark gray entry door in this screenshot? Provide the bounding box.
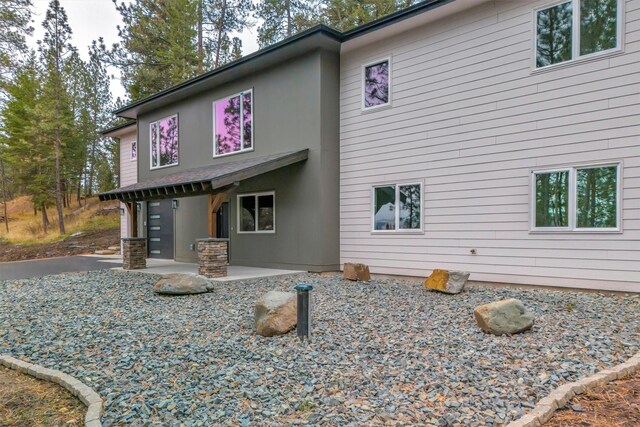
[217,202,229,239]
[147,199,174,259]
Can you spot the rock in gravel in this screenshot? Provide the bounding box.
[255,291,297,337]
[474,298,534,335]
[343,263,371,282]
[153,273,214,295]
[424,269,469,294]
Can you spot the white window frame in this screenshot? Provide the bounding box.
[149,113,179,170]
[361,57,392,112]
[237,191,275,234]
[371,182,423,234]
[131,141,137,161]
[530,162,622,233]
[532,0,624,72]
[213,88,254,158]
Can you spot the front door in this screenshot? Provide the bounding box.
[147,199,174,259]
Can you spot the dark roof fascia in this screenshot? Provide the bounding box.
[113,25,342,118]
[98,149,309,202]
[100,120,137,136]
[341,0,457,41]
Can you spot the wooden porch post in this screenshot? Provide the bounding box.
[124,201,138,238]
[208,192,226,238]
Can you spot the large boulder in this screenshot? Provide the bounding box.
[424,269,469,294]
[474,298,534,335]
[153,273,214,295]
[343,263,371,282]
[255,291,297,337]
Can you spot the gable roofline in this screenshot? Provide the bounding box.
[101,120,137,137]
[113,0,457,118]
[341,0,455,41]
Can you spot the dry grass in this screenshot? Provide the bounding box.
[546,370,640,426]
[0,365,85,427]
[0,196,119,245]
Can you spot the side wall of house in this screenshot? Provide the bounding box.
[340,0,640,291]
[119,129,137,240]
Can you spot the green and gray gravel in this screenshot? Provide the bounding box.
[0,270,638,426]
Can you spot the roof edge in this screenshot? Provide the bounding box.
[113,25,342,117]
[101,120,137,137]
[341,0,456,41]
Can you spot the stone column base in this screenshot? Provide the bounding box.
[122,238,147,270]
[197,238,228,278]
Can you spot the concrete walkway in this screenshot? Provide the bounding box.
[91,255,304,281]
[0,255,120,281]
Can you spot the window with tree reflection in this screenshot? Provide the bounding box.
[150,115,179,169]
[536,0,619,68]
[363,60,390,109]
[214,90,253,156]
[373,183,422,231]
[533,164,619,230]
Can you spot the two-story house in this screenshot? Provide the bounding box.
[100,29,342,272]
[102,0,640,291]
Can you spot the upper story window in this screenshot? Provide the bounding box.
[535,0,621,69]
[532,163,620,232]
[214,89,253,157]
[362,58,391,111]
[372,182,422,232]
[131,141,137,161]
[150,114,179,169]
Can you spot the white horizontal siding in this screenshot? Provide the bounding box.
[340,0,640,291]
[119,130,137,239]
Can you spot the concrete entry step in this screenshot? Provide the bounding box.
[94,250,116,255]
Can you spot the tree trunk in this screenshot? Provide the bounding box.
[197,0,203,72]
[76,177,82,207]
[0,157,8,232]
[54,136,66,234]
[41,201,50,233]
[214,0,228,68]
[286,0,292,37]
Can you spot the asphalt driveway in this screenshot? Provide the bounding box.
[0,256,120,281]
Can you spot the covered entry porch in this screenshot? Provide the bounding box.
[99,150,309,278]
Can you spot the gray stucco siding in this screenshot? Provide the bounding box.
[135,49,340,271]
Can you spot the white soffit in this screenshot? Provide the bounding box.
[341,0,492,54]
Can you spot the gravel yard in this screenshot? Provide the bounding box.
[0,270,638,426]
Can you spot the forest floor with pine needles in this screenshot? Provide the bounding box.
[0,365,85,427]
[545,370,640,427]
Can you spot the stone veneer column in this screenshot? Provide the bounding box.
[122,238,147,270]
[197,238,228,278]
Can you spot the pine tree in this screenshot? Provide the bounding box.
[0,0,34,92]
[255,0,319,48]
[0,56,55,231]
[105,0,200,100]
[38,0,76,234]
[321,0,415,32]
[201,0,253,68]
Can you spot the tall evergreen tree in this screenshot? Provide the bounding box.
[321,0,415,32]
[0,57,55,231]
[255,0,319,48]
[0,0,33,92]
[202,0,253,68]
[105,0,200,100]
[38,0,75,234]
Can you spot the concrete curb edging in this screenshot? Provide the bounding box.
[0,355,103,427]
[507,350,640,427]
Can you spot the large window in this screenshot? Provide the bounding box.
[150,115,179,169]
[372,183,422,232]
[532,164,620,231]
[238,192,275,233]
[535,0,621,69]
[214,89,253,157]
[362,58,391,110]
